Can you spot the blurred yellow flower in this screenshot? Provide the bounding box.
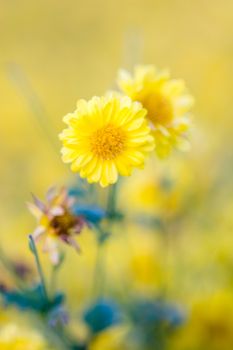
[170,291,233,350]
[89,326,130,350]
[59,95,154,187]
[123,228,164,294]
[0,323,49,350]
[118,65,194,158]
[120,158,196,219]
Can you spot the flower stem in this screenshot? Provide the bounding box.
[107,182,118,219]
[49,253,65,297]
[50,266,58,297]
[29,235,48,301]
[92,182,120,297]
[93,225,107,297]
[94,184,118,296]
[94,245,106,297]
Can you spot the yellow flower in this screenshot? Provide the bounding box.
[0,323,49,350]
[59,95,154,187]
[118,65,194,158]
[89,326,130,350]
[170,291,233,350]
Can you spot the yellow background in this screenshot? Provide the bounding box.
[0,0,233,293]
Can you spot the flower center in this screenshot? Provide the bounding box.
[141,92,173,126]
[50,211,76,236]
[90,124,125,160]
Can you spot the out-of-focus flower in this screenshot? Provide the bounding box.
[59,94,154,187]
[0,323,49,350]
[127,243,163,293]
[12,261,33,281]
[28,187,86,264]
[127,299,184,350]
[120,159,197,222]
[170,291,233,350]
[88,325,130,350]
[84,298,121,334]
[118,65,194,158]
[48,305,69,328]
[130,299,184,330]
[72,204,106,225]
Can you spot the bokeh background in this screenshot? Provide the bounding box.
[1,0,233,349]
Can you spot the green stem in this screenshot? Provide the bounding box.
[49,253,65,298]
[92,182,120,297]
[50,267,57,297]
[29,235,48,300]
[93,225,106,297]
[107,182,118,219]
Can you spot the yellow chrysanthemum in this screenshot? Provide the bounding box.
[59,95,154,187]
[118,65,194,158]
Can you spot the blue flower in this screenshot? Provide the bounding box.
[130,299,185,330]
[83,298,121,334]
[72,204,106,224]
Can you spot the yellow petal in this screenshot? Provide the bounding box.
[71,154,92,172]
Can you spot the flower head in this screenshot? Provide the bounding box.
[170,291,233,350]
[0,323,49,350]
[59,95,154,187]
[89,326,129,350]
[28,187,86,264]
[118,65,194,158]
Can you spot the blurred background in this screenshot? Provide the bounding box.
[1,0,233,349]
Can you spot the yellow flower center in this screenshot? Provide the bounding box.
[90,124,125,160]
[141,92,173,126]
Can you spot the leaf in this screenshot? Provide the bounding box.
[0,284,65,313]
